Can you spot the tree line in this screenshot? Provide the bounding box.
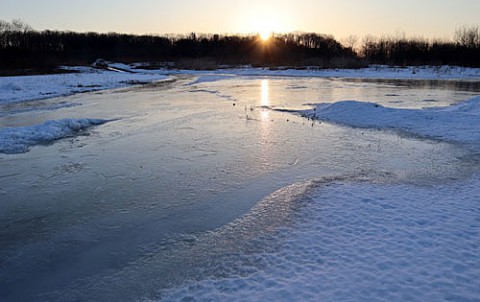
[360,26,480,67]
[0,19,479,70]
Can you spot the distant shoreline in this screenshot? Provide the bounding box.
[1,63,479,106]
[0,68,77,77]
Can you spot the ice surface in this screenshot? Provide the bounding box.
[297,96,480,148]
[159,177,480,301]
[0,118,110,154]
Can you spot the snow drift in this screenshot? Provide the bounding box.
[299,96,480,147]
[0,118,110,154]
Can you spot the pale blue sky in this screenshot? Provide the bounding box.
[1,0,479,39]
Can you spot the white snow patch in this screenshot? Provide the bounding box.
[0,66,169,105]
[159,177,480,302]
[298,96,480,148]
[187,75,234,85]
[0,118,110,154]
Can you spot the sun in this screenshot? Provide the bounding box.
[239,9,291,40]
[260,30,272,41]
[257,21,275,42]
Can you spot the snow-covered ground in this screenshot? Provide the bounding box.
[0,65,170,154]
[295,96,480,149]
[0,65,169,105]
[172,65,480,81]
[0,118,111,154]
[159,176,480,302]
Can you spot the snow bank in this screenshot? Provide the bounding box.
[297,96,480,147]
[0,118,110,154]
[0,66,169,105]
[166,65,480,81]
[186,75,234,85]
[305,65,480,80]
[159,177,480,301]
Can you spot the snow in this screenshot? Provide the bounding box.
[295,96,480,149]
[0,118,110,154]
[0,66,169,105]
[186,75,235,85]
[167,65,480,81]
[159,177,480,302]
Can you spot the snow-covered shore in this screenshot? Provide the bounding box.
[0,66,169,105]
[160,175,480,302]
[0,118,111,154]
[1,64,480,106]
[296,96,480,150]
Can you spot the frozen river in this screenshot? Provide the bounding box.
[1,74,479,301]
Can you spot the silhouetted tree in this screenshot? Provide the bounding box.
[1,19,479,70]
[455,26,480,48]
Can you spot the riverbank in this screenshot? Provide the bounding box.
[1,64,480,105]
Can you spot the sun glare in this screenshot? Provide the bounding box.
[260,79,270,120]
[239,9,293,40]
[260,31,271,41]
[261,79,269,107]
[256,19,276,41]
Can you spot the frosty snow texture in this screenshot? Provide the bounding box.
[0,118,110,154]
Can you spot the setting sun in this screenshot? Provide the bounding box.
[260,31,271,41]
[236,7,294,37]
[253,17,280,40]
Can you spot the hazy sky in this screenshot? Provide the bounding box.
[1,0,479,39]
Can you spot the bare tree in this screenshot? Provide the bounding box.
[0,19,32,32]
[0,19,13,32]
[455,25,480,48]
[342,35,359,52]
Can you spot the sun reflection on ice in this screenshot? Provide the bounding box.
[258,79,273,168]
[260,79,270,120]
